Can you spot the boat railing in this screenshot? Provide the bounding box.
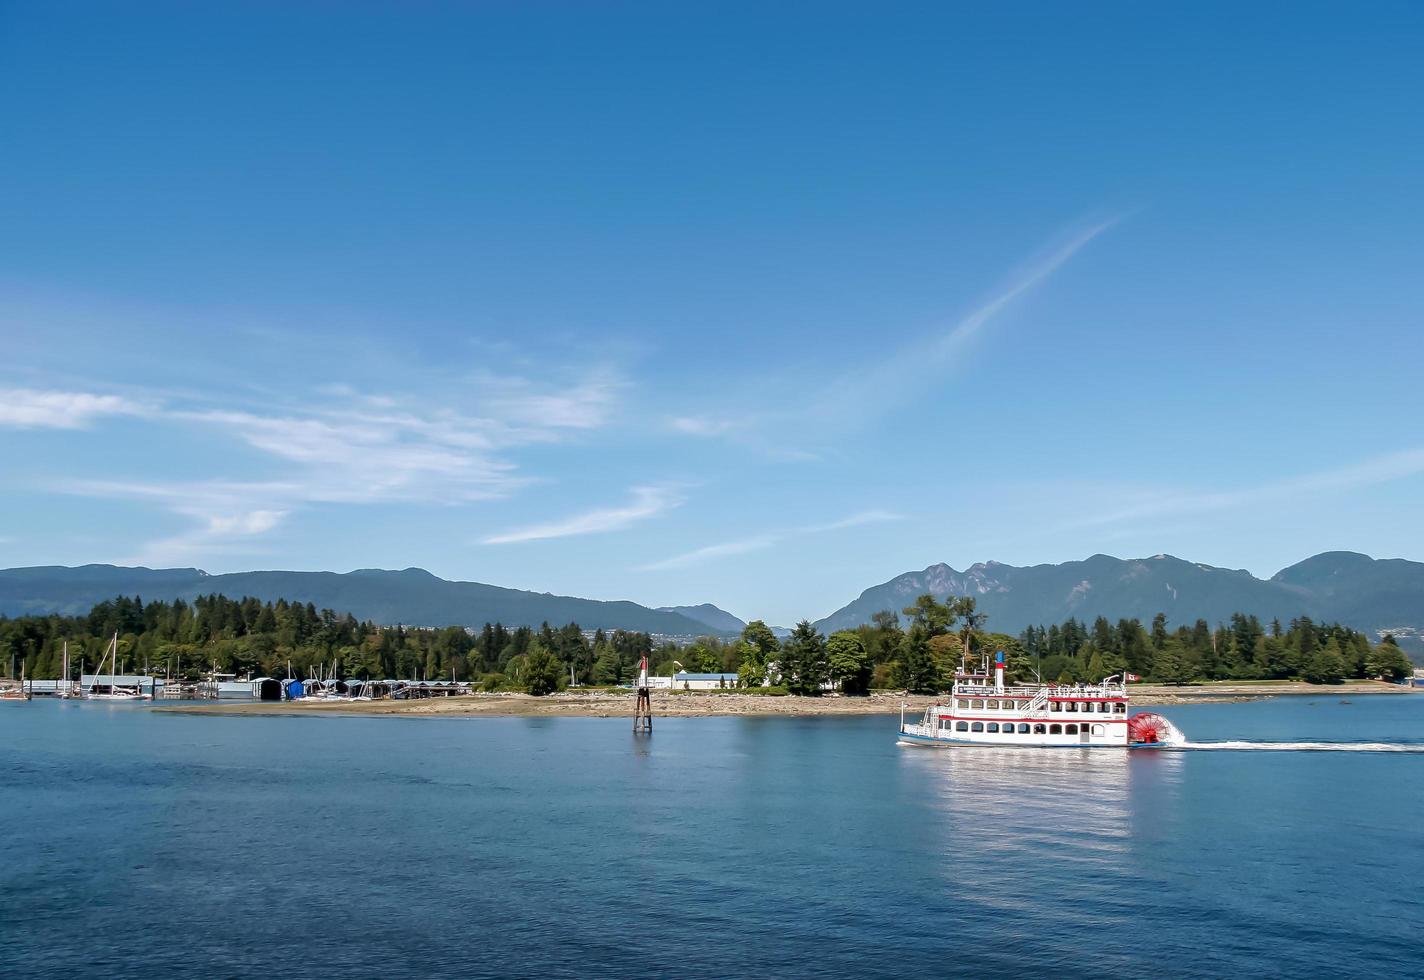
[953,682,1127,698]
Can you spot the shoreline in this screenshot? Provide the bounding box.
[161,680,1415,719]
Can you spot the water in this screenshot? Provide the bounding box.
[2,696,1421,979]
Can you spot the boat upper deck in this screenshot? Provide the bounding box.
[951,678,1128,700]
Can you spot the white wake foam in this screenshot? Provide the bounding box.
[1180,741,1424,753]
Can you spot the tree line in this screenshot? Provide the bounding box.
[0,594,662,695]
[1019,610,1414,687]
[1,592,1413,696]
[716,595,1413,694]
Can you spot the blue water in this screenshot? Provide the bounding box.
[1,697,1421,979]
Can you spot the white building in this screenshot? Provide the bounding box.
[668,672,738,690]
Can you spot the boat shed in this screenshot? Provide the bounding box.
[79,674,159,695]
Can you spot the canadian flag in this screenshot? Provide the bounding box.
[1124,672,1141,682]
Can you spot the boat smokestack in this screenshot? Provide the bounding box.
[994,650,1005,693]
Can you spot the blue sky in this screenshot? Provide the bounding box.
[2,2,1423,624]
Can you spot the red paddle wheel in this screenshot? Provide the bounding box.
[1128,712,1175,745]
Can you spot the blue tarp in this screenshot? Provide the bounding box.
[285,679,305,700]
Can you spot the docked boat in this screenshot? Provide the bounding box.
[897,650,1179,749]
[82,634,153,701]
[0,662,29,701]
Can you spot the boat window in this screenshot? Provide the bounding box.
[1065,724,1078,734]
[1099,702,1109,713]
[956,721,969,732]
[1017,724,1030,734]
[957,699,969,709]
[973,699,984,709]
[986,722,998,733]
[1049,724,1062,735]
[1067,701,1078,712]
[939,717,952,730]
[1092,724,1105,736]
[1114,702,1126,713]
[1033,723,1046,734]
[971,722,984,732]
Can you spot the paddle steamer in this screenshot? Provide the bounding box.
[898,650,1172,748]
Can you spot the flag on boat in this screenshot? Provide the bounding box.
[1124,672,1141,682]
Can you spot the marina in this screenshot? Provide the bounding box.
[13,675,475,701]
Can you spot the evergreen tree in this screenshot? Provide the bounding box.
[826,631,871,695]
[779,620,828,695]
[1365,636,1414,681]
[523,642,565,696]
[893,626,940,693]
[1303,637,1346,684]
[1150,612,1168,650]
[1153,639,1196,686]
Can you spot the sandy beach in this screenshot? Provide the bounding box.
[163,680,1414,719]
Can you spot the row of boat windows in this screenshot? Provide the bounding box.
[956,698,1125,714]
[939,720,1108,736]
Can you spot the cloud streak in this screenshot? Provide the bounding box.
[483,485,684,545]
[639,509,902,571]
[1068,447,1424,530]
[666,214,1121,456]
[0,387,152,429]
[29,365,625,564]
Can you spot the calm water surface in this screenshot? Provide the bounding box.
[2,696,1421,979]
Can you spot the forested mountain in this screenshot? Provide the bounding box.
[813,552,1424,653]
[0,565,724,635]
[655,603,747,633]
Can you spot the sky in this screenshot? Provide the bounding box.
[2,1,1423,624]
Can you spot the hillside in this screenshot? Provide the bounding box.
[0,565,725,635]
[812,552,1424,653]
[656,603,747,633]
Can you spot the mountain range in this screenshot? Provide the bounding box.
[811,551,1424,654]
[0,565,731,636]
[1,552,1420,654]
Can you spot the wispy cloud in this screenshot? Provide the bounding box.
[483,485,684,545]
[639,509,902,571]
[59,477,300,566]
[807,215,1120,425]
[1068,448,1424,530]
[669,415,738,437]
[29,364,625,564]
[667,215,1121,458]
[0,387,152,429]
[476,369,623,431]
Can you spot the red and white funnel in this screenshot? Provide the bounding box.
[994,650,1005,693]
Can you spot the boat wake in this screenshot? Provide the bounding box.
[1178,740,1424,753]
[1137,715,1424,752]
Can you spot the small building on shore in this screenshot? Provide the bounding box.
[670,672,738,691]
[79,673,160,695]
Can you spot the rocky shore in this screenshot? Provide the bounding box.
[166,679,1412,719]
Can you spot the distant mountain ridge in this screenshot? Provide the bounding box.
[0,565,731,635]
[656,603,747,633]
[812,551,1424,653]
